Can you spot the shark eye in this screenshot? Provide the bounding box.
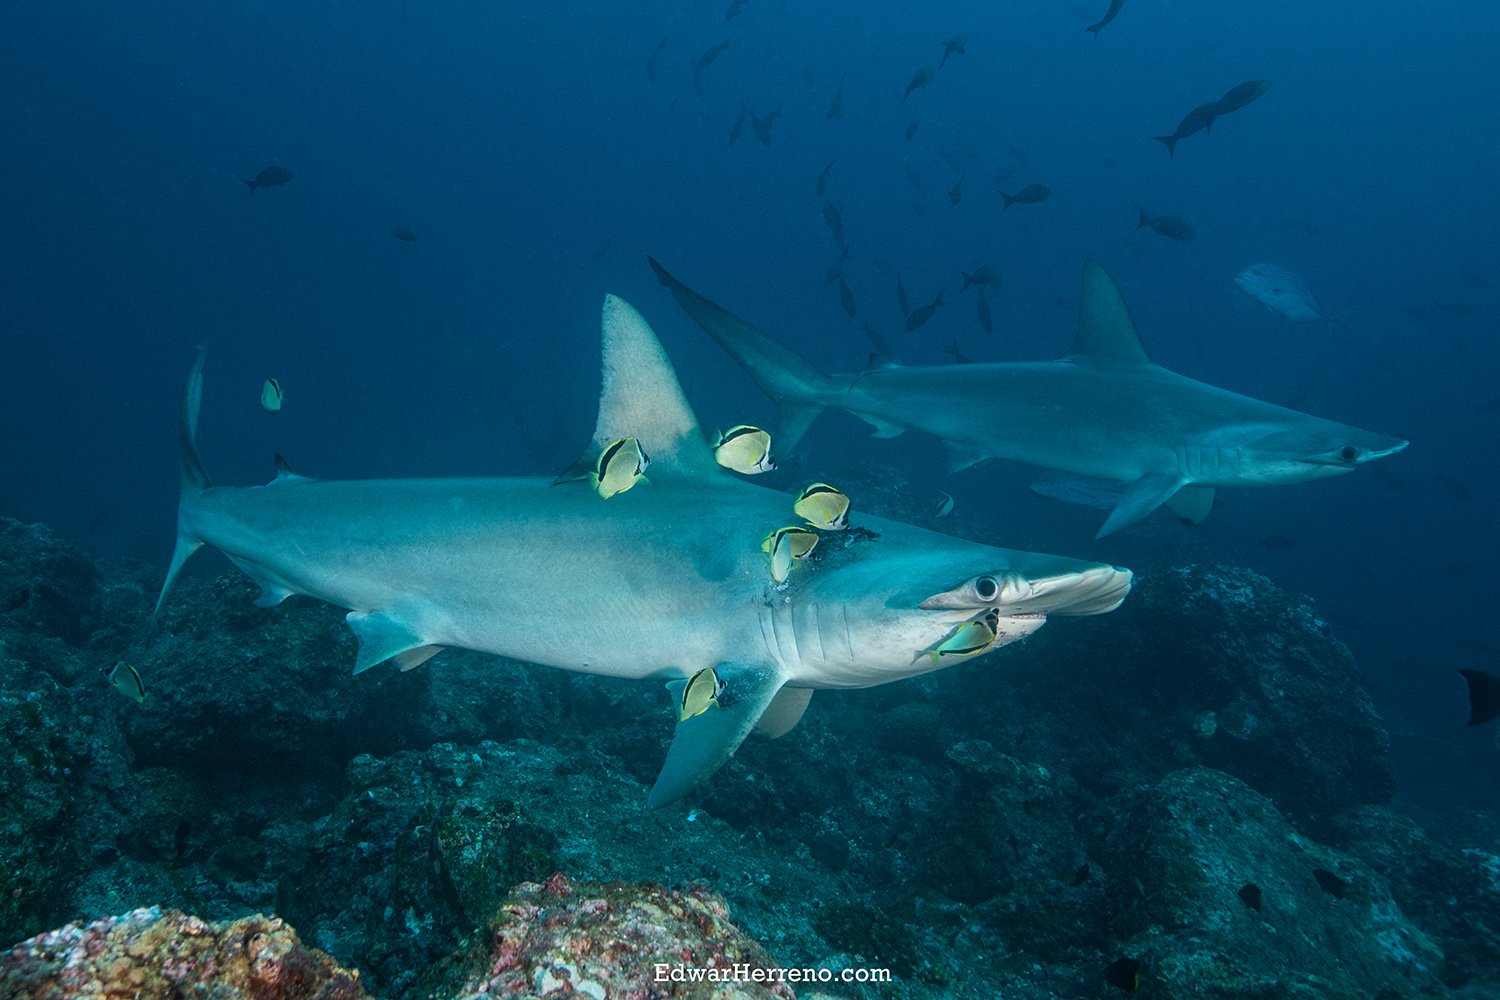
[974,575,999,601]
[1339,445,1358,462]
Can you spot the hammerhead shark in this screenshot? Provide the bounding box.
[153,296,1130,807]
[650,259,1408,537]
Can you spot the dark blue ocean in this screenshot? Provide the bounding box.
[3,0,1494,817]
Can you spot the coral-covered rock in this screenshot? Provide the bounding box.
[0,906,369,999]
[430,873,795,999]
[1095,768,1443,998]
[0,518,101,647]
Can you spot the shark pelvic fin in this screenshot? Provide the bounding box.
[753,686,813,739]
[346,610,441,674]
[1069,261,1153,367]
[588,294,715,473]
[648,663,784,809]
[1097,473,1186,538]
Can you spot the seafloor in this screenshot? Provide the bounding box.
[1,469,1497,999]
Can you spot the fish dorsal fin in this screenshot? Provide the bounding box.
[270,452,312,484]
[592,294,713,471]
[1067,261,1153,367]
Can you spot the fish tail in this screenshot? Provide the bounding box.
[1000,192,1015,210]
[1150,135,1178,159]
[1136,208,1151,229]
[649,257,834,452]
[242,179,256,195]
[151,347,211,630]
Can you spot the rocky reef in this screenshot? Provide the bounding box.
[2,511,1498,998]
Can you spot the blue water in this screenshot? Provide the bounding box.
[3,1,1495,805]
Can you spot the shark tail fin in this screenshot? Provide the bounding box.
[151,347,211,630]
[649,257,834,453]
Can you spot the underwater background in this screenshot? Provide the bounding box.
[2,0,1498,996]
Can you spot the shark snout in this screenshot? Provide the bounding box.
[918,563,1132,617]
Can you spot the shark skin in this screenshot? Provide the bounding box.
[154,296,1131,809]
[650,258,1409,538]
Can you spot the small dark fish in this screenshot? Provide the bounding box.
[816,159,835,196]
[243,165,293,195]
[905,119,920,141]
[896,273,910,316]
[1259,534,1296,550]
[393,224,418,242]
[588,240,611,262]
[695,40,730,72]
[750,102,783,146]
[838,277,858,318]
[961,266,998,290]
[1312,868,1349,900]
[1238,883,1262,912]
[87,509,111,532]
[1104,956,1140,992]
[905,291,945,331]
[1459,668,1500,726]
[939,34,967,68]
[1215,79,1270,116]
[948,176,962,205]
[827,74,846,120]
[903,66,935,102]
[646,39,667,82]
[823,247,850,285]
[1085,0,1125,36]
[943,340,970,364]
[724,0,749,22]
[728,102,746,145]
[0,587,29,613]
[1135,209,1195,241]
[1063,863,1090,887]
[976,289,993,334]
[822,201,847,251]
[1000,183,1050,210]
[1151,102,1219,158]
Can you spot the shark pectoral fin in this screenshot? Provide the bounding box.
[945,440,991,473]
[858,413,907,439]
[1166,485,1215,525]
[346,611,435,674]
[1096,473,1186,538]
[647,663,783,810]
[753,686,813,740]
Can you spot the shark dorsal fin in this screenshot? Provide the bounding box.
[1067,261,1153,367]
[591,294,713,471]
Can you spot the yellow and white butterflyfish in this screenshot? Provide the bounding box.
[793,482,850,530]
[592,436,650,499]
[761,525,820,584]
[260,378,284,412]
[922,612,998,663]
[713,425,776,474]
[105,660,146,704]
[676,666,724,722]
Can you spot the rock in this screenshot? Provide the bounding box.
[0,906,369,998]
[0,518,101,647]
[1096,768,1444,998]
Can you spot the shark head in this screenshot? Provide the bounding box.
[1231,420,1409,485]
[770,529,1131,688]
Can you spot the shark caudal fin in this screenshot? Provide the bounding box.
[649,257,837,453]
[150,348,211,630]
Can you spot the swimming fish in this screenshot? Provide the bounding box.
[1000,183,1050,210]
[793,483,850,530]
[827,74,845,120]
[839,277,858,317]
[762,525,820,584]
[976,288,993,334]
[905,120,920,142]
[713,425,776,474]
[677,666,724,721]
[923,611,997,662]
[260,378,284,412]
[931,491,955,518]
[1234,263,1327,321]
[1135,210,1195,242]
[105,661,146,705]
[824,248,849,286]
[593,436,650,498]
[1216,79,1270,117]
[961,266,999,291]
[243,165,293,195]
[1459,668,1500,725]
[903,66,935,102]
[1150,102,1219,158]
[393,225,418,242]
[695,40,730,72]
[939,34,967,68]
[822,201,847,251]
[728,103,746,145]
[905,291,945,331]
[1085,0,1125,37]
[724,0,749,22]
[751,103,783,146]
[816,159,835,196]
